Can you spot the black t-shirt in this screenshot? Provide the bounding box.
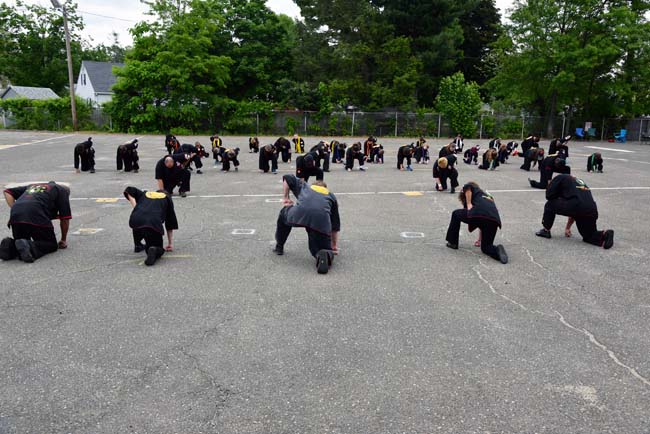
[5,182,72,228]
[155,154,187,179]
[124,187,178,234]
[546,175,597,212]
[283,175,340,235]
[463,183,501,228]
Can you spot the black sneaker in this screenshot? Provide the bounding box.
[134,243,146,253]
[446,242,458,250]
[316,250,329,274]
[497,244,508,264]
[0,237,16,261]
[196,169,203,174]
[180,191,187,198]
[450,187,455,194]
[145,246,163,266]
[90,169,96,173]
[15,239,34,263]
[535,228,551,239]
[273,244,284,255]
[602,230,614,249]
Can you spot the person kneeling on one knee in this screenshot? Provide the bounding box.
[273,175,340,274]
[124,187,179,266]
[1,181,71,263]
[445,182,508,264]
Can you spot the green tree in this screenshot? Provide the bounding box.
[435,72,482,137]
[106,0,233,132]
[0,1,85,94]
[486,0,650,136]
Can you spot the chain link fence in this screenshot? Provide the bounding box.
[2,106,649,141]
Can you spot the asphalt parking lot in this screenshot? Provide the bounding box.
[1,130,649,434]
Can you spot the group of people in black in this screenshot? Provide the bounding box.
[0,132,615,272]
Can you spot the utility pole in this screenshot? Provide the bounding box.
[51,0,78,131]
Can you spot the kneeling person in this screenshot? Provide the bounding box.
[1,182,71,263]
[445,182,508,264]
[124,187,178,265]
[587,153,603,173]
[274,175,340,274]
[535,174,613,248]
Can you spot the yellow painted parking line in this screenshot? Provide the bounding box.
[402,191,423,196]
[95,198,119,203]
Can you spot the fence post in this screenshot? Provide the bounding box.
[561,113,566,137]
[639,118,643,142]
[256,113,259,135]
[437,114,441,138]
[601,119,605,141]
[521,115,525,140]
[395,112,398,137]
[479,114,483,140]
[351,111,355,136]
[304,112,307,134]
[2,111,6,128]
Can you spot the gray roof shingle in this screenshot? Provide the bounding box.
[83,61,124,93]
[0,86,60,100]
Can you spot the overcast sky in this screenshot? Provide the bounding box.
[5,0,514,46]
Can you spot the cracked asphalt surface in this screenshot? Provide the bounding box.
[1,131,649,433]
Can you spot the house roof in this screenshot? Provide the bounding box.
[0,85,59,100]
[82,61,124,93]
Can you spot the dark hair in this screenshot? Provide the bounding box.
[459,181,479,205]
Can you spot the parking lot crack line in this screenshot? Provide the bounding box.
[555,311,650,388]
[523,247,545,269]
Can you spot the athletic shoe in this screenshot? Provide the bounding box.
[272,170,277,174]
[134,243,146,253]
[359,166,367,171]
[346,168,351,172]
[15,239,34,263]
[497,244,508,264]
[90,169,96,173]
[316,250,329,274]
[406,166,413,171]
[145,246,163,266]
[273,244,284,255]
[535,228,551,239]
[602,230,614,249]
[179,191,187,198]
[133,169,139,173]
[0,237,16,261]
[235,167,238,172]
[446,242,458,250]
[197,169,203,174]
[450,187,455,194]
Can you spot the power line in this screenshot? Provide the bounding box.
[77,10,138,23]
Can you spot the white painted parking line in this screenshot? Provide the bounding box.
[232,229,256,235]
[400,232,425,238]
[585,146,635,153]
[72,228,104,235]
[0,134,75,150]
[265,198,283,203]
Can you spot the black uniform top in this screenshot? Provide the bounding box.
[346,146,362,158]
[589,153,603,165]
[439,146,454,158]
[275,137,291,151]
[221,148,239,161]
[210,136,222,149]
[177,144,198,154]
[310,143,329,157]
[76,139,93,150]
[521,137,536,154]
[488,138,501,149]
[283,175,340,235]
[540,155,570,176]
[433,155,458,177]
[155,154,187,179]
[124,187,178,234]
[124,139,138,151]
[4,182,72,228]
[546,175,597,213]
[397,145,412,159]
[463,183,501,228]
[506,141,517,151]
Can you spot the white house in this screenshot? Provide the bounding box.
[76,61,123,107]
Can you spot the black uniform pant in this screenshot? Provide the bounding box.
[346,154,365,170]
[260,154,278,172]
[542,200,603,246]
[370,148,384,163]
[320,155,330,172]
[463,154,477,164]
[10,223,59,260]
[222,158,239,171]
[281,149,291,163]
[132,227,164,251]
[332,148,344,163]
[117,149,139,171]
[213,148,221,162]
[275,207,332,257]
[520,156,536,171]
[587,159,603,172]
[498,150,509,164]
[297,167,324,183]
[162,167,191,193]
[530,170,552,189]
[438,169,459,190]
[397,155,411,169]
[75,149,95,171]
[445,210,500,260]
